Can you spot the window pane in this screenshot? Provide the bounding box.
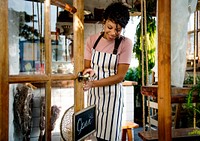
[9,83,45,140]
[188,13,194,31]
[187,33,194,59]
[51,33,74,74]
[8,0,59,75]
[9,82,76,140]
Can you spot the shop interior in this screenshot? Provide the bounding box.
[1,0,200,141]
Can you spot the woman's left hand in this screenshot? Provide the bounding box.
[83,80,93,91]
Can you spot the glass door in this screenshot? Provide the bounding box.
[0,0,85,140]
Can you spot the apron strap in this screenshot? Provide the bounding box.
[93,32,123,55]
[93,33,104,49]
[113,37,123,54]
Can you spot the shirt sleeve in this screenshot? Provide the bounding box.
[118,37,133,64]
[84,36,93,61]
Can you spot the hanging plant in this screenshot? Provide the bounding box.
[133,15,156,84]
[183,76,200,132]
[186,81,200,114]
[125,15,156,82]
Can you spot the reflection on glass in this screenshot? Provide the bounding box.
[9,83,45,140]
[8,0,72,75]
[51,34,74,74]
[8,0,46,75]
[9,82,75,140]
[19,41,45,74]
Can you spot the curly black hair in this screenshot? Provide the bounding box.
[103,2,130,28]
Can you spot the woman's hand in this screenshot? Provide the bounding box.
[82,68,96,91]
[83,80,93,91]
[83,68,95,77]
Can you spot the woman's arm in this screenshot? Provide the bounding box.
[83,63,129,91]
[92,63,129,87]
[84,59,91,69]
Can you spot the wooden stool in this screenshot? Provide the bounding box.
[122,121,139,141]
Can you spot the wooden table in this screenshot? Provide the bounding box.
[138,128,200,141]
[141,85,200,103]
[139,85,200,140]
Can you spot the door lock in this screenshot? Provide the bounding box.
[77,72,90,82]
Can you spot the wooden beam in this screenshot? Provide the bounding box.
[44,0,52,140]
[51,0,77,14]
[157,0,171,140]
[73,0,85,112]
[0,0,8,140]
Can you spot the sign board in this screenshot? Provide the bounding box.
[73,105,96,141]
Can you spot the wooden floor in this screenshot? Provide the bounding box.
[138,128,200,141]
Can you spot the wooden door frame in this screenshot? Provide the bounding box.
[73,0,85,113]
[0,0,9,140]
[0,0,85,140]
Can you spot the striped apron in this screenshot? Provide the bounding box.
[87,34,124,141]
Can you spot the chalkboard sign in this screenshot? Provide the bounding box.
[73,105,96,141]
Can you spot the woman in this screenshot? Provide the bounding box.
[83,2,133,141]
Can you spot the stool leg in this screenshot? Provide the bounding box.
[127,128,133,141]
[122,129,127,141]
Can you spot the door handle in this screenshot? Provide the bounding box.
[77,72,90,82]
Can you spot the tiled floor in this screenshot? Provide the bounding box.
[84,127,143,141]
[134,127,143,141]
[50,127,144,141]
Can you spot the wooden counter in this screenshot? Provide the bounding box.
[122,80,138,86]
[138,128,200,141]
[139,85,200,140]
[141,85,200,103]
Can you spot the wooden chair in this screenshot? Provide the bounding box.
[122,121,139,141]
